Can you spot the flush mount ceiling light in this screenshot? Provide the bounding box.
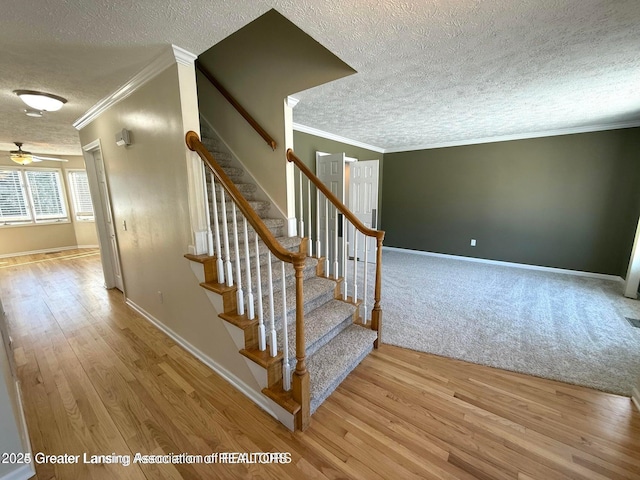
[14,90,67,112]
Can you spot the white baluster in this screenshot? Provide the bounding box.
[255,234,265,351]
[267,252,277,357]
[298,170,304,241]
[333,205,339,279]
[363,234,369,324]
[220,189,233,286]
[353,230,359,302]
[324,197,329,275]
[231,204,244,316]
[209,172,224,284]
[316,188,321,260]
[343,222,348,300]
[307,178,312,257]
[243,217,254,320]
[202,166,214,257]
[281,262,291,391]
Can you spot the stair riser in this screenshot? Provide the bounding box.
[208,201,271,218]
[273,287,336,332]
[288,315,354,365]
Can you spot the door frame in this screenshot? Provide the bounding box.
[82,139,125,292]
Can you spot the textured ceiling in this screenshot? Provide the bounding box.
[1,0,639,155]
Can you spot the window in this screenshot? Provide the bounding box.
[67,170,94,221]
[0,167,68,226]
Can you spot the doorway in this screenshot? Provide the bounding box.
[82,140,124,292]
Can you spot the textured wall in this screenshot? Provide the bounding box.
[382,127,640,276]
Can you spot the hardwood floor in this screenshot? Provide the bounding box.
[1,249,639,479]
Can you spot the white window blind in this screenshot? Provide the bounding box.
[68,171,94,221]
[0,168,69,226]
[0,170,31,224]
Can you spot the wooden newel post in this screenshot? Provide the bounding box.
[292,258,310,430]
[371,235,384,348]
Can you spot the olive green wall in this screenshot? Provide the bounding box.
[197,9,355,217]
[382,127,640,276]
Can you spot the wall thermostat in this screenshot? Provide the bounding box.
[115,129,131,146]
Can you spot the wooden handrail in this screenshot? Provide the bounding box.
[196,61,277,151]
[286,149,385,241]
[186,132,302,265]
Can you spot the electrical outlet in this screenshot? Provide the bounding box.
[470,239,477,247]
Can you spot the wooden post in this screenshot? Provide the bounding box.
[292,258,310,430]
[371,235,384,348]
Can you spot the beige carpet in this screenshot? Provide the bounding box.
[358,248,640,396]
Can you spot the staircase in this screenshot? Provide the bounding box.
[185,127,378,430]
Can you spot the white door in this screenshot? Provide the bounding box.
[349,160,379,261]
[84,145,124,291]
[316,152,345,277]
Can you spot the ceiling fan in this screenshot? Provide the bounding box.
[9,142,68,165]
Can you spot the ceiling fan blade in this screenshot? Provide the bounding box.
[32,155,68,162]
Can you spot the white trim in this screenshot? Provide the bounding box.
[632,387,640,412]
[76,244,99,249]
[383,119,640,153]
[382,246,624,282]
[124,298,294,429]
[286,96,300,108]
[0,464,35,480]
[287,217,297,237]
[73,44,196,130]
[293,123,385,153]
[0,245,89,259]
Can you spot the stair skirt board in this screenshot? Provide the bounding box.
[125,298,295,431]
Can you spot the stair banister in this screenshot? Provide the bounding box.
[196,61,277,151]
[286,148,385,343]
[186,131,310,428]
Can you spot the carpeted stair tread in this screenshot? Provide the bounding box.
[307,324,377,413]
[285,300,357,363]
[226,217,285,237]
[226,235,303,263]
[248,256,319,295]
[269,276,338,330]
[209,199,271,217]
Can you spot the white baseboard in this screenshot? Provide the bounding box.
[383,246,624,282]
[632,387,640,412]
[124,298,294,430]
[0,245,99,259]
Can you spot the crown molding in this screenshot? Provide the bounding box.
[73,44,196,130]
[383,119,640,153]
[293,122,385,153]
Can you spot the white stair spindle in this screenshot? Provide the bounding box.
[363,234,369,323]
[220,189,233,286]
[255,234,266,351]
[231,204,244,316]
[342,224,348,300]
[280,262,291,391]
[209,172,224,284]
[267,252,277,357]
[202,166,214,257]
[307,178,312,257]
[243,217,254,320]
[298,170,304,240]
[353,230,359,302]
[324,197,329,275]
[333,205,339,278]
[316,188,321,260]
